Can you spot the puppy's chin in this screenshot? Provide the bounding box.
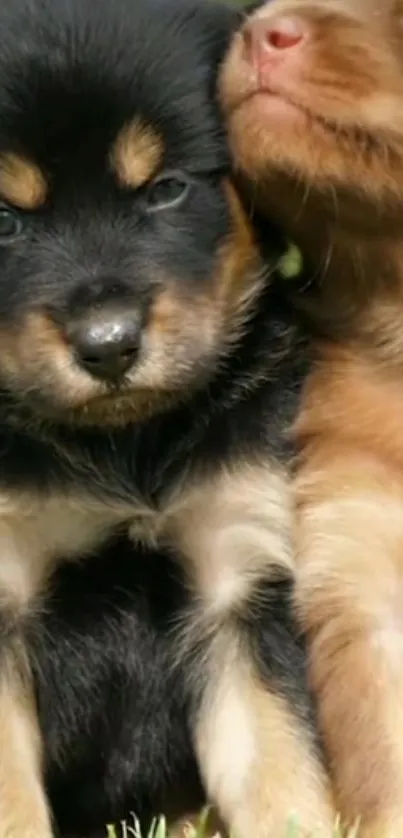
[0,345,222,429]
[45,388,184,428]
[0,375,195,429]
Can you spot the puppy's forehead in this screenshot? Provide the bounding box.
[0,0,236,188]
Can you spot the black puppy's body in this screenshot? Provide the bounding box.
[32,537,305,836]
[29,292,310,836]
[31,540,202,835]
[0,1,334,836]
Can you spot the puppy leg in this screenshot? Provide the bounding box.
[193,623,333,838]
[0,647,53,838]
[169,465,335,838]
[296,447,403,837]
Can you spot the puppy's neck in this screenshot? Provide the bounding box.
[257,172,403,364]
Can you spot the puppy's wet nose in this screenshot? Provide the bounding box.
[243,14,307,67]
[67,309,141,381]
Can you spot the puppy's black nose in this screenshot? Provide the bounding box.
[67,309,141,381]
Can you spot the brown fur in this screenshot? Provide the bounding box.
[220,0,403,328]
[294,352,403,835]
[110,120,163,189]
[221,0,403,833]
[0,153,47,209]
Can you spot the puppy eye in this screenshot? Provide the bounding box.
[146,172,190,212]
[0,204,23,242]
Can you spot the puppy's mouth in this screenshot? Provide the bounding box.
[229,83,379,152]
[5,352,214,428]
[230,84,340,137]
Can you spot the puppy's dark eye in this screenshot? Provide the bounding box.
[0,204,23,242]
[146,172,190,212]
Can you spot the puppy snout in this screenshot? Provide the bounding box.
[242,13,308,71]
[66,307,141,381]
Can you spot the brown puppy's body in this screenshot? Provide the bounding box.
[222,1,403,835]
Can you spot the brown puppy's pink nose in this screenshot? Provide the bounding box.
[242,15,307,68]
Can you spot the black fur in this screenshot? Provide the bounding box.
[29,539,203,835]
[30,541,313,836]
[0,0,305,491]
[0,0,323,835]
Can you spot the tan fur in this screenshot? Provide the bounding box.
[0,458,334,838]
[0,488,134,838]
[0,311,98,410]
[217,182,263,323]
[138,180,262,392]
[166,463,294,612]
[110,119,163,189]
[0,183,263,427]
[0,155,327,833]
[0,153,47,210]
[220,0,403,833]
[0,309,183,424]
[194,629,333,838]
[0,489,132,608]
[0,657,53,838]
[155,463,335,838]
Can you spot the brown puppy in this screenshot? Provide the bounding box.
[221,1,403,836]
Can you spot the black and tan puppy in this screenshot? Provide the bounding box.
[0,0,335,835]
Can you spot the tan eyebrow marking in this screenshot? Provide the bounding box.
[110,118,163,189]
[0,153,47,209]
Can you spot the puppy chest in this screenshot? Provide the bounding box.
[0,493,126,606]
[154,462,294,616]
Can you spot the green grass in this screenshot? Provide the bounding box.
[105,810,212,838]
[104,810,363,838]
